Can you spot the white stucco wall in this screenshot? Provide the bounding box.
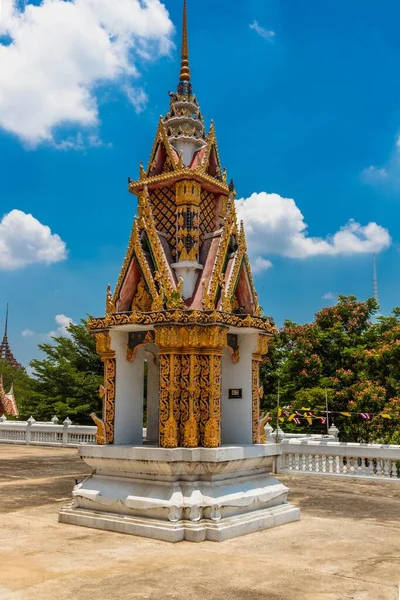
[221,333,258,445]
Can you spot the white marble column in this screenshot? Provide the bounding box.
[111,330,145,446]
[221,333,258,445]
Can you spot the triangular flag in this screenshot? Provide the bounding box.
[340,412,351,417]
[380,413,392,419]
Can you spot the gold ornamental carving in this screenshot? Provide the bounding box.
[251,334,269,444]
[131,279,152,312]
[90,412,106,445]
[106,284,116,315]
[88,309,275,335]
[155,324,228,352]
[157,324,224,449]
[203,354,221,448]
[160,354,179,448]
[95,332,116,444]
[176,180,201,206]
[252,359,260,444]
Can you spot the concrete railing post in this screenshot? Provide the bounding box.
[328,423,340,441]
[26,416,36,445]
[264,423,274,443]
[63,417,72,447]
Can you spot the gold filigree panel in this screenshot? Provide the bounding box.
[252,359,260,444]
[155,324,228,352]
[157,324,224,449]
[95,332,116,444]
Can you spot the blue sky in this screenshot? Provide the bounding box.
[1,0,400,367]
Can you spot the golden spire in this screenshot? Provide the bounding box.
[179,0,191,82]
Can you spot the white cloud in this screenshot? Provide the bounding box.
[249,20,275,41]
[22,329,35,337]
[122,84,148,114]
[52,132,112,152]
[236,192,391,260]
[48,314,74,338]
[0,0,173,146]
[362,165,388,182]
[322,292,336,301]
[362,135,400,185]
[252,256,273,274]
[21,314,74,340]
[0,209,67,270]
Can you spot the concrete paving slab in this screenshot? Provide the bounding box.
[0,445,399,600]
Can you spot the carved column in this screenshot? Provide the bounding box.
[252,334,269,444]
[95,332,116,445]
[155,324,227,449]
[175,180,201,262]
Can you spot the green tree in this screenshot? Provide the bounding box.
[260,296,400,442]
[20,319,103,424]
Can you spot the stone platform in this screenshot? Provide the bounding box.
[59,444,300,542]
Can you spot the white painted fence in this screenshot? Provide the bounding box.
[277,439,400,481]
[0,416,96,447]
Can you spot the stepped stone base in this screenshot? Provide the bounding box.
[59,444,300,543]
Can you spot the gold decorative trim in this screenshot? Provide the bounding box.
[130,220,163,310]
[146,120,178,177]
[112,218,136,304]
[205,194,238,307]
[88,309,274,334]
[176,180,201,206]
[138,187,175,300]
[251,359,261,444]
[252,334,269,444]
[200,122,223,181]
[155,324,228,352]
[203,353,221,447]
[129,168,229,195]
[95,332,116,444]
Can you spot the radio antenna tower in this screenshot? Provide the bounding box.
[373,254,380,309]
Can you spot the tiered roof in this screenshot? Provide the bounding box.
[0,305,23,370]
[88,0,273,336]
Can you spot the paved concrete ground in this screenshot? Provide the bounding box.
[0,445,399,600]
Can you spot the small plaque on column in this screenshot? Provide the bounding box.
[229,389,242,399]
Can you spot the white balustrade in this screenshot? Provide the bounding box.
[0,417,97,447]
[277,439,400,481]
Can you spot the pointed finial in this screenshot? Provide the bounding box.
[3,304,8,339]
[229,179,235,192]
[179,0,190,82]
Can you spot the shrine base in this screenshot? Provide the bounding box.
[59,445,300,543]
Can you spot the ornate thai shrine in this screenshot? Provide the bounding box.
[60,1,299,542]
[0,376,18,417]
